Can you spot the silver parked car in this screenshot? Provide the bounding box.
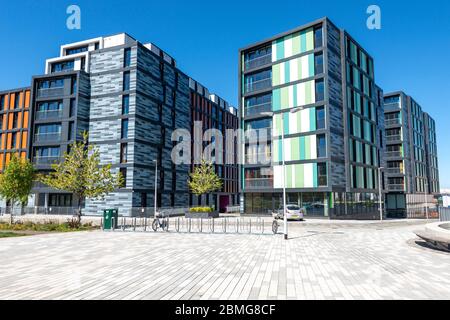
[273,204,305,221]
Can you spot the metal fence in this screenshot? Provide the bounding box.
[103,216,279,235]
[439,207,450,222]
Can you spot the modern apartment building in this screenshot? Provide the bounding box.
[239,17,385,219]
[383,91,439,217]
[25,33,238,215]
[0,88,31,172]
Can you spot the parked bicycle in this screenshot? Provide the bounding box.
[152,212,169,232]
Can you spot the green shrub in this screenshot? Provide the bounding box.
[189,206,214,213]
[0,221,98,232]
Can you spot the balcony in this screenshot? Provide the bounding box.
[33,156,60,165]
[244,54,272,71]
[386,135,402,143]
[35,110,63,120]
[386,151,403,158]
[385,119,401,127]
[245,102,272,117]
[245,152,272,165]
[386,168,404,175]
[388,184,405,191]
[245,78,272,94]
[37,87,64,98]
[35,133,61,143]
[245,178,273,189]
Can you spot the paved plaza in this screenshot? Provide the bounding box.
[0,219,449,300]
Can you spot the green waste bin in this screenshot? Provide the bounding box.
[103,209,119,230]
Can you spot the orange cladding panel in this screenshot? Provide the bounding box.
[25,91,30,108]
[23,111,29,129]
[9,94,14,110]
[21,132,28,149]
[8,113,13,130]
[3,95,8,111]
[6,133,12,149]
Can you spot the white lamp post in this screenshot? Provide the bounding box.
[280,107,303,240]
[425,180,429,221]
[153,159,158,219]
[378,167,384,221]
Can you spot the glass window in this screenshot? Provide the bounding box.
[314,26,323,49]
[315,79,324,102]
[121,119,128,139]
[71,77,77,94]
[315,53,324,75]
[51,60,74,73]
[123,71,130,91]
[0,95,5,109]
[317,163,327,186]
[68,122,75,140]
[14,93,20,108]
[66,46,88,55]
[120,143,128,163]
[70,99,76,117]
[124,48,131,67]
[122,95,129,115]
[316,107,325,129]
[317,134,326,158]
[120,168,127,188]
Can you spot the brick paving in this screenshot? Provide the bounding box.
[0,220,449,300]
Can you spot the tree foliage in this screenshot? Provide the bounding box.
[188,159,222,197]
[38,133,123,219]
[0,155,35,223]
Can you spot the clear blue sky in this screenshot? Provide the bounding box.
[1,0,449,187]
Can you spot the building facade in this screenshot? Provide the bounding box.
[0,88,31,173]
[239,17,385,219]
[25,33,237,215]
[384,92,440,217]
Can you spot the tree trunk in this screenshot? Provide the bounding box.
[9,201,14,225]
[76,197,83,224]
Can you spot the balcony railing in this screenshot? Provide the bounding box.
[245,102,272,116]
[245,178,273,189]
[386,135,402,142]
[385,119,401,126]
[37,87,64,98]
[245,78,272,94]
[35,110,63,120]
[386,151,403,158]
[388,184,405,191]
[244,54,272,71]
[245,153,272,164]
[33,156,60,165]
[386,168,404,175]
[35,133,61,143]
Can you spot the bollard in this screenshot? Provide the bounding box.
[188,218,191,233]
[111,217,115,232]
[212,218,215,233]
[200,218,203,233]
[101,218,104,231]
[249,218,252,234]
[236,218,239,233]
[176,217,180,232]
[122,217,126,231]
[144,217,147,232]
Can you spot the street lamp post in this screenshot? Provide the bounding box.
[153,160,158,219]
[425,180,429,221]
[281,119,288,240]
[378,167,384,221]
[280,107,303,240]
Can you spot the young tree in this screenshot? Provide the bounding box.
[38,133,123,222]
[188,159,222,206]
[0,155,35,224]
